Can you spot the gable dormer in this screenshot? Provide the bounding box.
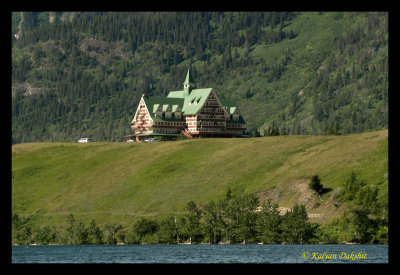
[231,107,239,121]
[154,104,162,118]
[163,104,172,119]
[172,105,182,119]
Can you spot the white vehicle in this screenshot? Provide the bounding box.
[144,138,159,142]
[78,138,91,143]
[126,139,135,142]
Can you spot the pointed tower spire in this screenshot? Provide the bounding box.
[183,69,195,96]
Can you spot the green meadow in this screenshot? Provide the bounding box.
[12,130,388,228]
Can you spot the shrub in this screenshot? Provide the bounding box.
[309,175,323,193]
[341,171,364,201]
[133,217,159,243]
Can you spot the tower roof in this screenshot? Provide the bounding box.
[183,69,195,85]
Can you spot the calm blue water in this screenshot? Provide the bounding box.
[12,244,388,263]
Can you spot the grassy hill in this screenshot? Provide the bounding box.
[12,130,388,228]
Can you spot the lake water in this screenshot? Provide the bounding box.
[12,244,388,263]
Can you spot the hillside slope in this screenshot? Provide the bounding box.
[12,12,388,143]
[12,130,388,227]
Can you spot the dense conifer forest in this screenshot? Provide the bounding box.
[11,11,388,143]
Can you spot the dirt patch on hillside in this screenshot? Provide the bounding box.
[257,178,313,206]
[79,37,131,64]
[257,178,344,223]
[12,82,48,97]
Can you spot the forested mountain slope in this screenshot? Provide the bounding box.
[11,12,388,143]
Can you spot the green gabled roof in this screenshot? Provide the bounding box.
[153,104,160,113]
[134,132,180,136]
[182,88,212,115]
[167,90,185,98]
[220,99,246,124]
[167,88,213,115]
[171,105,180,112]
[226,115,246,124]
[220,99,239,110]
[162,104,171,112]
[142,88,245,122]
[142,96,184,121]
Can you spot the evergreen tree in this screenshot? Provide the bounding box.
[157,216,179,244]
[309,175,323,194]
[133,217,158,243]
[351,207,373,243]
[64,214,88,244]
[182,200,202,244]
[103,223,123,244]
[203,200,222,244]
[222,192,259,243]
[252,128,261,137]
[87,219,103,244]
[73,220,88,244]
[12,214,33,244]
[342,171,364,201]
[65,214,76,245]
[217,188,233,243]
[235,193,259,243]
[281,204,314,244]
[257,200,281,243]
[33,225,57,244]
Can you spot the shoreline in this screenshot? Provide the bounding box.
[12,242,388,246]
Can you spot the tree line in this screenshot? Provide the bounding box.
[11,190,316,245]
[12,171,388,245]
